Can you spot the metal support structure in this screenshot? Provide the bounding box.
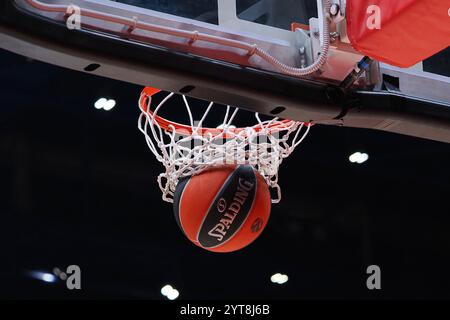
[1,0,449,143]
[379,63,450,104]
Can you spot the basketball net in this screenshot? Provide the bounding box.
[138,87,311,203]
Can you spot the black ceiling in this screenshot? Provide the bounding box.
[1,48,450,299]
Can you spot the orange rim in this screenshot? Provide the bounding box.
[139,87,309,137]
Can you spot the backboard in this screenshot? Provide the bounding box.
[0,0,449,143]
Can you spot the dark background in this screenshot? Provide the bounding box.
[0,46,449,299]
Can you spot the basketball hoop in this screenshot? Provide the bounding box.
[138,87,311,204]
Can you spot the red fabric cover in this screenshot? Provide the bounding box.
[346,0,450,67]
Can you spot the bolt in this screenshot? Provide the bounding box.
[330,4,340,16]
[330,31,339,42]
[313,28,320,38]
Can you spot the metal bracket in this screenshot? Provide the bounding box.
[309,18,322,63]
[330,0,346,23]
[331,0,350,43]
[294,28,313,68]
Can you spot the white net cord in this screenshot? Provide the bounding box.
[138,91,310,203]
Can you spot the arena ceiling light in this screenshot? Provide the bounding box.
[349,152,369,164]
[271,273,288,285]
[161,284,180,300]
[94,98,116,111]
[28,270,58,283]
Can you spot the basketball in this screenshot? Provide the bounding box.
[173,165,271,253]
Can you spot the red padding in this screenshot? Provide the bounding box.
[346,0,450,68]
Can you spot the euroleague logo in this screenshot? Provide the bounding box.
[251,218,263,233]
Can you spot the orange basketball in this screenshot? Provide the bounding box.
[173,165,271,253]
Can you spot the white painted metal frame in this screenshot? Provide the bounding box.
[379,63,450,104]
[15,0,363,82]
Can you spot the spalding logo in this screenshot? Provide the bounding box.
[207,178,254,241]
[197,166,257,248]
[217,198,227,213]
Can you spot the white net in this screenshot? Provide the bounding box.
[138,89,310,203]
